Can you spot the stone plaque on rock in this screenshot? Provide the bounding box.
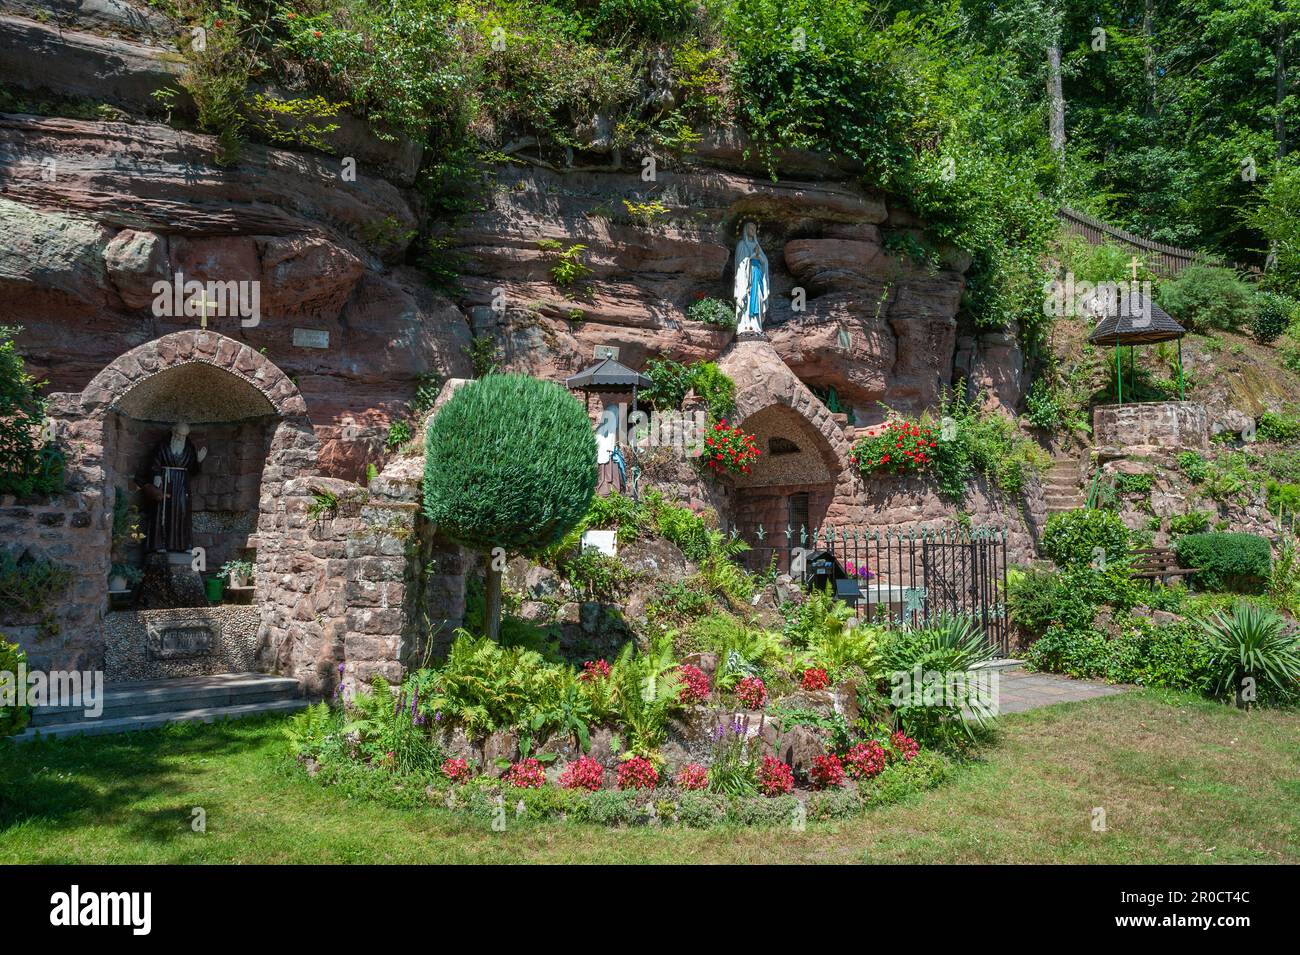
[147,620,217,659]
[292,327,330,349]
[593,344,619,360]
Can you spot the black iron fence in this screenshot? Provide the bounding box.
[733,524,1011,656]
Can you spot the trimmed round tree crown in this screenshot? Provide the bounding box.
[423,374,596,554]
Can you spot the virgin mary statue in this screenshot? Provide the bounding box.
[733,221,769,334]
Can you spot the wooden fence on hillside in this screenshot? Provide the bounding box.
[1058,206,1258,280]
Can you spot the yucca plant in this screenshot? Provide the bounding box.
[1198,602,1300,707]
[881,615,999,754]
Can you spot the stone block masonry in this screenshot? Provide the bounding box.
[1093,401,1209,456]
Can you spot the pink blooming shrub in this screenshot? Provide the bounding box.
[678,664,711,704]
[579,659,611,681]
[616,756,660,791]
[843,741,886,780]
[735,675,768,708]
[441,757,472,784]
[891,731,919,762]
[505,758,546,789]
[558,755,604,791]
[801,668,830,691]
[757,755,794,796]
[674,763,709,791]
[810,753,846,789]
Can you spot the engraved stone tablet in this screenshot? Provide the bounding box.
[292,328,330,349]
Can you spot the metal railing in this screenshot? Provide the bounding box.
[734,523,1012,656]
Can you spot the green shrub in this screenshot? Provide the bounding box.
[556,0,697,41]
[1177,451,1209,484]
[1258,410,1300,443]
[1025,620,1215,692]
[0,551,72,623]
[641,358,736,421]
[276,0,464,141]
[881,615,998,754]
[686,296,736,329]
[1024,625,1119,681]
[1252,291,1297,344]
[930,391,1049,500]
[384,420,412,450]
[1168,510,1212,537]
[424,374,595,637]
[1040,509,1131,570]
[1267,480,1300,517]
[561,549,631,601]
[1024,379,1064,431]
[0,326,63,498]
[0,636,30,737]
[1176,532,1272,593]
[1198,602,1300,706]
[1156,264,1256,332]
[1007,567,1097,637]
[1114,472,1154,495]
[646,491,713,561]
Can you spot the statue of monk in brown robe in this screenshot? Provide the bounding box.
[146,420,207,553]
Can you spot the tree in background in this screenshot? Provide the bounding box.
[423,374,595,639]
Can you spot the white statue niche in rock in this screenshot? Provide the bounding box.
[733,220,770,335]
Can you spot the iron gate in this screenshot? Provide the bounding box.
[734,524,1011,656]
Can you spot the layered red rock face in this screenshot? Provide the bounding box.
[0,5,1019,485]
[452,162,985,426]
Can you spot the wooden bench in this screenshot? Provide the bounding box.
[1132,546,1200,582]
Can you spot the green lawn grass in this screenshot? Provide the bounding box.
[2,689,1297,863]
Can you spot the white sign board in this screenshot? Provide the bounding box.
[581,528,617,557]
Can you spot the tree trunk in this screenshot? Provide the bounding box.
[1047,40,1066,158]
[1143,0,1157,117]
[484,555,502,640]
[1276,6,1289,160]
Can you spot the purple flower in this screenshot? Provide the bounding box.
[435,711,442,722]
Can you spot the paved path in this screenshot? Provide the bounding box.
[995,664,1128,714]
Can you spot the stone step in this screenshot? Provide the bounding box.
[28,673,300,727]
[15,698,308,743]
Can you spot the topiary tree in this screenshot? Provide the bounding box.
[423,374,596,639]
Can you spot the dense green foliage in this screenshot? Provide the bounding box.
[0,637,30,737]
[1023,619,1216,695]
[1155,265,1257,333]
[423,374,595,555]
[639,358,736,422]
[0,327,63,498]
[1039,508,1132,569]
[1176,532,1273,593]
[929,393,1050,499]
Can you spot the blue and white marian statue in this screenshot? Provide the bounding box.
[733,221,769,334]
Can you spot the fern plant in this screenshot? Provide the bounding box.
[609,638,683,757]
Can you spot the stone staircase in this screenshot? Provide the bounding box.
[15,672,305,743]
[1042,453,1086,516]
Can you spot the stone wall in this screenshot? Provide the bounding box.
[1093,401,1209,456]
[105,605,259,681]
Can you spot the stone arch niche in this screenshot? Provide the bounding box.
[715,339,855,538]
[52,330,324,682]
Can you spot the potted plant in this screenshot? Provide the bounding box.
[108,563,143,592]
[221,559,254,588]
